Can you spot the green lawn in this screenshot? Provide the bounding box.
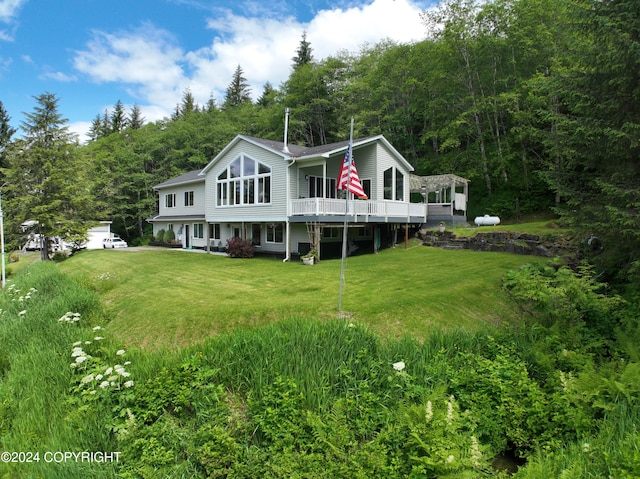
[58,241,535,349]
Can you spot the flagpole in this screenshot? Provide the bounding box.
[338,118,354,315]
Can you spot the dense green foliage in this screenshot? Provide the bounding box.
[1,0,637,286]
[0,253,638,477]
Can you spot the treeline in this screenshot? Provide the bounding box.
[0,0,638,285]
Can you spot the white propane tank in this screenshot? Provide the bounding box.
[474,215,501,226]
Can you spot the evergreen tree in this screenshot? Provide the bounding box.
[128,104,145,129]
[257,82,277,107]
[87,114,103,142]
[180,88,197,117]
[541,0,640,284]
[292,31,314,69]
[0,101,16,169]
[111,100,126,133]
[224,65,252,108]
[3,93,95,259]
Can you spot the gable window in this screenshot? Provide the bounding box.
[383,167,404,201]
[165,193,176,208]
[309,176,337,198]
[184,191,194,207]
[266,223,284,243]
[217,154,271,206]
[193,223,204,239]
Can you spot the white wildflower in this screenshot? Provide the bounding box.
[71,347,84,357]
[470,436,482,467]
[425,401,433,422]
[18,310,27,316]
[392,361,405,372]
[94,336,104,341]
[81,374,95,384]
[92,326,102,331]
[582,443,591,453]
[104,367,113,375]
[124,361,131,366]
[124,380,134,388]
[75,356,88,364]
[99,381,110,389]
[84,341,92,345]
[116,349,126,356]
[446,455,454,464]
[446,395,455,425]
[95,374,103,381]
[72,341,82,346]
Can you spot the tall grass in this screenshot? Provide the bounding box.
[0,262,118,478]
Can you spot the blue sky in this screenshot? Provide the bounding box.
[1,0,433,140]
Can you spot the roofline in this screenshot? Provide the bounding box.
[153,177,205,190]
[200,135,291,175]
[295,135,414,172]
[200,133,414,175]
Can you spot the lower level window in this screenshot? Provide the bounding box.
[193,223,204,239]
[266,223,284,243]
[209,223,221,240]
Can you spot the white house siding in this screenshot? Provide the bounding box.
[158,182,206,219]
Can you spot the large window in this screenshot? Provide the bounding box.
[184,191,194,207]
[217,155,271,206]
[308,176,337,198]
[165,193,176,208]
[193,223,204,239]
[383,167,404,201]
[266,223,284,243]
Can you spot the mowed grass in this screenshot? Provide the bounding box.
[58,241,535,349]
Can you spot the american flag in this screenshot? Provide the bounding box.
[337,144,368,199]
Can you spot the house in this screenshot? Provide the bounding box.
[148,134,469,259]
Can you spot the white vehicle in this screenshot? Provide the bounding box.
[102,237,128,249]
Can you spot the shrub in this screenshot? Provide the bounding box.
[165,229,176,243]
[226,237,254,258]
[156,229,166,243]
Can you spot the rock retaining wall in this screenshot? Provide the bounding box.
[418,230,572,257]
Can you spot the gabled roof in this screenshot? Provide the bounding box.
[200,134,414,174]
[153,169,204,189]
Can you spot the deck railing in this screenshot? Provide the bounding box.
[290,198,429,221]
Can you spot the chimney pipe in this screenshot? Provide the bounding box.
[283,107,290,154]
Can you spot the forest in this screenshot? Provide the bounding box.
[0,0,638,287]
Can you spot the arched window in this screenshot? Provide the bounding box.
[217,155,271,206]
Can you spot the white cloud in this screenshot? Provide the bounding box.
[0,0,25,40]
[71,0,429,122]
[40,70,77,82]
[73,24,188,112]
[0,0,26,22]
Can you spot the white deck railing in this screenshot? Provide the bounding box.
[290,198,428,221]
